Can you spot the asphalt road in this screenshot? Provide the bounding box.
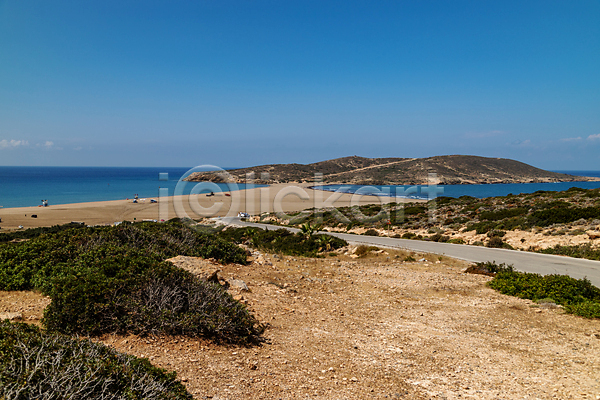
[220,218,600,287]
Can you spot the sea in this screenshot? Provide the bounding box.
[0,166,259,209]
[0,167,600,209]
[314,170,600,200]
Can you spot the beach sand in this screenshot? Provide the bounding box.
[0,183,421,231]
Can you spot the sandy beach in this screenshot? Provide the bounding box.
[0,183,419,231]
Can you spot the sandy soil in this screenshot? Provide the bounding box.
[3,248,600,399]
[0,184,414,231]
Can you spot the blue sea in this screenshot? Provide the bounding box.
[315,170,600,200]
[0,167,599,209]
[0,167,258,209]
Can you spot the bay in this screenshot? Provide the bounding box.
[316,170,600,200]
[1,167,599,209]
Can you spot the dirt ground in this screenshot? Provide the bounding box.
[2,248,600,399]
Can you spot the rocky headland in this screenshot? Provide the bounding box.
[185,155,600,186]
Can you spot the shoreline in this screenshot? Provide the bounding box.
[2,172,599,211]
[0,183,415,232]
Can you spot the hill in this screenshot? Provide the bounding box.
[185,155,598,185]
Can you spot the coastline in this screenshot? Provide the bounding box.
[311,176,600,186]
[0,183,416,232]
[311,178,600,200]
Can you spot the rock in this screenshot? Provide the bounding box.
[166,256,221,283]
[227,278,250,292]
[0,312,23,321]
[196,267,221,283]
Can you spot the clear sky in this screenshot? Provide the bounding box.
[1,1,599,170]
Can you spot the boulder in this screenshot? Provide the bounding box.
[587,231,600,240]
[227,278,250,292]
[0,312,23,321]
[166,256,221,283]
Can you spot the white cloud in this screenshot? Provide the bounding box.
[560,137,582,142]
[588,133,600,140]
[34,140,62,150]
[0,139,29,149]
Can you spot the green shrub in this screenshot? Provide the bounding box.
[480,207,528,221]
[0,222,88,243]
[404,206,427,216]
[465,261,513,276]
[487,264,600,318]
[536,243,600,261]
[434,196,456,206]
[428,233,449,243]
[363,229,379,236]
[487,237,505,248]
[468,221,497,234]
[0,221,248,292]
[583,189,600,198]
[402,232,416,239]
[564,301,600,318]
[529,206,600,227]
[42,254,264,343]
[447,238,465,244]
[218,227,346,257]
[0,221,263,343]
[487,229,506,238]
[0,320,193,399]
[355,245,380,257]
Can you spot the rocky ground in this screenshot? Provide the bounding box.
[2,247,600,399]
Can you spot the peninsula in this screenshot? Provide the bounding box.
[185,155,599,185]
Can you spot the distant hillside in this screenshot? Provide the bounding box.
[185,155,598,185]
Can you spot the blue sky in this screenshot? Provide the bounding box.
[0,1,599,170]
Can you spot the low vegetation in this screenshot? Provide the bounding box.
[354,245,380,257]
[217,227,347,257]
[255,186,600,260]
[535,243,600,261]
[0,221,263,343]
[0,220,247,292]
[262,187,600,232]
[0,320,193,399]
[44,254,263,342]
[0,222,88,243]
[467,262,600,319]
